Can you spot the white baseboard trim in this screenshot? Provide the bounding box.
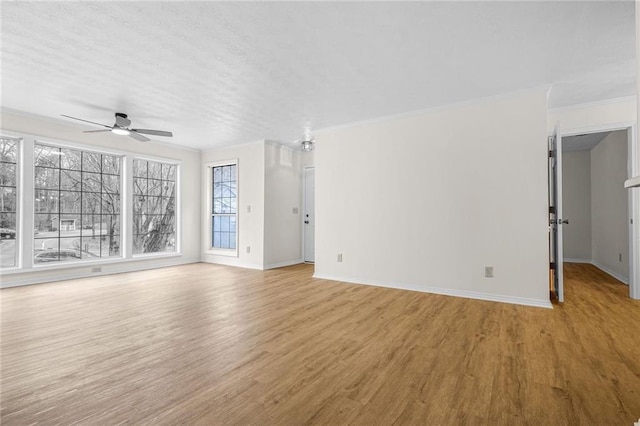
[1,257,201,288]
[564,258,591,264]
[264,259,303,270]
[313,274,552,309]
[591,260,629,285]
[200,257,264,270]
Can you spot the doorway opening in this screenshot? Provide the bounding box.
[549,124,638,302]
[303,167,315,263]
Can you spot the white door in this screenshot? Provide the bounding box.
[549,127,565,302]
[304,167,315,263]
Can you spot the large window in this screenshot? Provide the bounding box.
[133,159,177,254]
[211,162,237,250]
[33,143,122,264]
[0,136,20,268]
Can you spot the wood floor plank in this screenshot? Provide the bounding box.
[1,262,639,425]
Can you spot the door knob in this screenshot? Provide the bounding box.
[560,219,569,224]
[304,220,309,224]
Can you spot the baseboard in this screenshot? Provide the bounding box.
[591,260,629,285]
[200,256,264,270]
[312,274,553,309]
[564,258,591,264]
[264,259,303,270]
[1,257,201,288]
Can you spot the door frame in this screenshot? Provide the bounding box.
[558,121,638,300]
[302,166,315,263]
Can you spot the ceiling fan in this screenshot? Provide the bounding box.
[61,112,173,142]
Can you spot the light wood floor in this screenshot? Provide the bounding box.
[1,262,639,425]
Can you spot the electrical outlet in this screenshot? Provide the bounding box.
[337,253,343,263]
[484,266,493,278]
[619,253,622,262]
[247,205,251,213]
[246,246,251,254]
[91,266,102,273]
[292,207,299,214]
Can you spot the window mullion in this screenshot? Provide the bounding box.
[21,137,35,269]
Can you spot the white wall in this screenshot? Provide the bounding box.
[314,89,550,307]
[263,142,303,268]
[0,110,201,287]
[547,97,636,134]
[201,141,265,269]
[562,150,592,261]
[591,131,629,283]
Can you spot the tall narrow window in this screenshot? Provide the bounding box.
[33,143,122,263]
[0,136,20,268]
[133,159,177,254]
[211,163,237,250]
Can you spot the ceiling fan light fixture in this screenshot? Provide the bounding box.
[301,140,314,152]
[112,127,130,136]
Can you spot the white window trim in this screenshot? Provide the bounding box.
[205,159,238,257]
[0,129,182,273]
[0,134,22,270]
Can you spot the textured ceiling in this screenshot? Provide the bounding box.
[1,1,635,150]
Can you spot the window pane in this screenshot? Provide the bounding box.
[134,196,147,215]
[60,191,81,213]
[60,170,82,191]
[101,234,120,257]
[213,231,220,248]
[82,152,101,173]
[0,164,16,186]
[0,213,16,267]
[83,172,101,193]
[1,187,16,212]
[34,167,59,189]
[102,174,120,194]
[134,177,147,195]
[59,214,81,234]
[101,215,120,236]
[102,194,120,215]
[133,159,147,178]
[147,196,162,215]
[81,216,101,237]
[163,164,176,181]
[82,192,101,214]
[0,138,18,163]
[102,155,121,175]
[34,145,60,168]
[61,148,82,170]
[148,162,162,179]
[34,214,57,235]
[162,181,175,197]
[148,179,162,196]
[34,191,58,214]
[229,233,236,250]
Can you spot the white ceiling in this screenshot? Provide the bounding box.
[563,131,612,152]
[1,1,635,150]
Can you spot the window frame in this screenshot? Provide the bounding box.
[0,129,183,276]
[205,159,238,257]
[0,135,21,270]
[131,156,181,258]
[32,141,125,266]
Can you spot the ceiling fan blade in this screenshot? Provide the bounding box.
[115,114,131,128]
[129,131,150,142]
[131,129,173,137]
[83,129,112,133]
[61,114,111,128]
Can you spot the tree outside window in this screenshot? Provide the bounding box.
[133,159,177,254]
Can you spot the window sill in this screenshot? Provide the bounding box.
[205,248,238,258]
[1,252,183,275]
